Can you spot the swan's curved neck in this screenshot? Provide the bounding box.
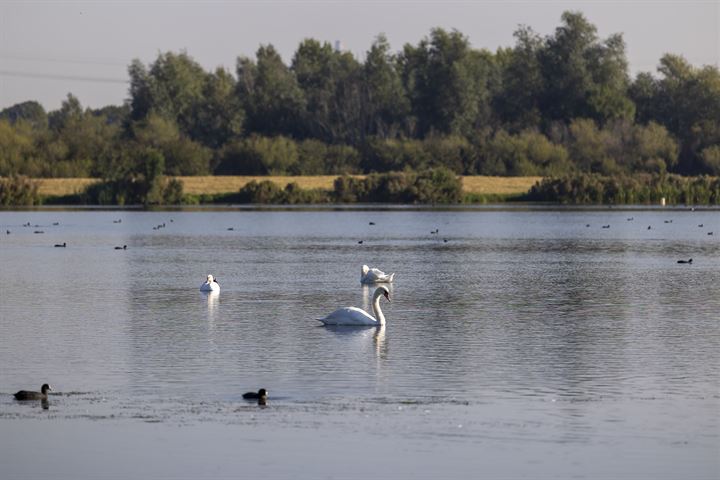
[372,292,386,325]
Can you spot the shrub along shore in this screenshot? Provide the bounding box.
[1,171,718,206]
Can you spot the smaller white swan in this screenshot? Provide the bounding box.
[317,286,390,326]
[360,264,395,284]
[200,274,220,292]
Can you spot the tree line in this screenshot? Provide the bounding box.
[1,11,719,185]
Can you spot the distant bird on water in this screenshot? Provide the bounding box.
[114,245,127,250]
[200,274,220,292]
[677,258,693,264]
[14,384,52,401]
[243,388,268,405]
[358,240,364,245]
[54,242,66,248]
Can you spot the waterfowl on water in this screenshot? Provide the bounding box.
[677,258,693,264]
[54,242,66,248]
[361,265,395,284]
[200,274,220,292]
[114,245,127,250]
[242,388,268,400]
[317,286,390,326]
[14,384,52,401]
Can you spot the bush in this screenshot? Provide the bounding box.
[237,180,330,204]
[477,129,571,176]
[214,135,298,175]
[82,150,184,206]
[0,175,40,205]
[527,173,720,204]
[333,167,462,203]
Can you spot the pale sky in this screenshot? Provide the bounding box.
[1,0,718,111]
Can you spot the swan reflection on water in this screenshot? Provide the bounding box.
[203,290,219,311]
[322,325,387,359]
[201,290,220,331]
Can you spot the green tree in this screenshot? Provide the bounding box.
[132,114,212,175]
[495,26,544,131]
[236,45,305,137]
[128,52,208,138]
[292,39,363,144]
[632,54,720,173]
[400,28,495,136]
[362,35,411,139]
[0,119,35,176]
[538,12,634,125]
[0,101,48,130]
[190,68,244,148]
[215,135,298,175]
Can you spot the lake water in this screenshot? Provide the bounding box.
[1,206,718,479]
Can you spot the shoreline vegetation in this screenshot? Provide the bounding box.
[1,172,718,206]
[1,12,718,206]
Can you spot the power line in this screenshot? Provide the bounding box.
[0,70,128,84]
[0,53,128,68]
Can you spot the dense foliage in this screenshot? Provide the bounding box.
[1,11,719,191]
[333,168,462,203]
[527,173,720,204]
[229,168,462,204]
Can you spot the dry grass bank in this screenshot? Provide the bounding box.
[34,175,541,197]
[179,175,541,196]
[461,176,542,195]
[36,178,99,196]
[176,175,351,195]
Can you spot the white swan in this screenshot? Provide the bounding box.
[200,274,220,292]
[317,286,390,326]
[360,264,395,284]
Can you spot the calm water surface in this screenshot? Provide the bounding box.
[1,207,718,479]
